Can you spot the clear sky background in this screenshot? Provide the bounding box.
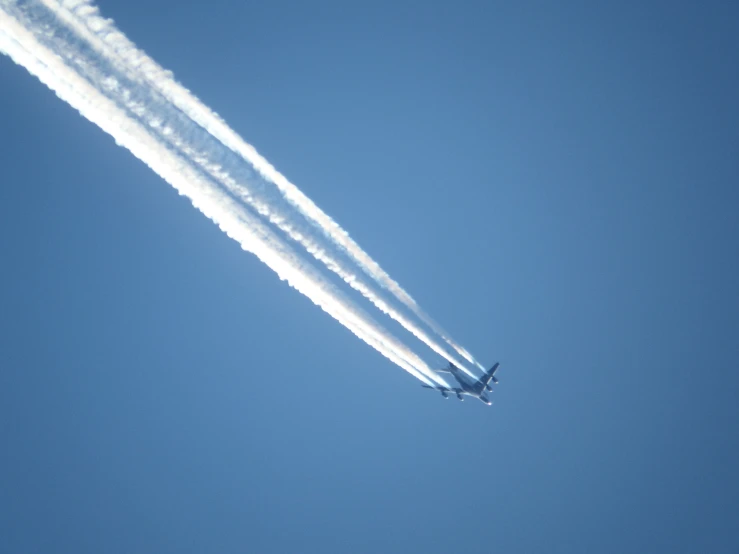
[1,1,738,553]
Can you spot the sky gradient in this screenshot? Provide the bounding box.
[1,1,738,553]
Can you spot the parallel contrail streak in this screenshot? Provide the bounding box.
[34,0,477,378]
[42,0,486,376]
[0,1,449,387]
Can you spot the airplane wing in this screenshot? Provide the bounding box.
[421,385,463,394]
[473,363,500,393]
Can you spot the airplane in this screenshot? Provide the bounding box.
[421,362,500,405]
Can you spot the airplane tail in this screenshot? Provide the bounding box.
[435,362,455,373]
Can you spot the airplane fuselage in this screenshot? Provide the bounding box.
[448,367,476,393]
[449,366,492,404]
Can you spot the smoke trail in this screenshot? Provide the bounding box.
[25,0,478,379]
[0,2,449,388]
[42,0,486,374]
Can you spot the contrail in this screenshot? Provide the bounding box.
[41,0,487,375]
[0,1,450,388]
[35,0,481,378]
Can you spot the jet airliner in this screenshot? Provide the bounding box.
[422,362,500,405]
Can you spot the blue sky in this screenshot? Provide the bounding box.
[1,1,738,552]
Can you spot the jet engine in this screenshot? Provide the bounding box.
[457,393,464,401]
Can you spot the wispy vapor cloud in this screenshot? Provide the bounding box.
[0,1,450,387]
[38,0,485,377]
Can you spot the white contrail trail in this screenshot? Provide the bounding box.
[42,0,487,375]
[121,93,478,378]
[36,30,478,379]
[38,0,483,377]
[0,2,449,388]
